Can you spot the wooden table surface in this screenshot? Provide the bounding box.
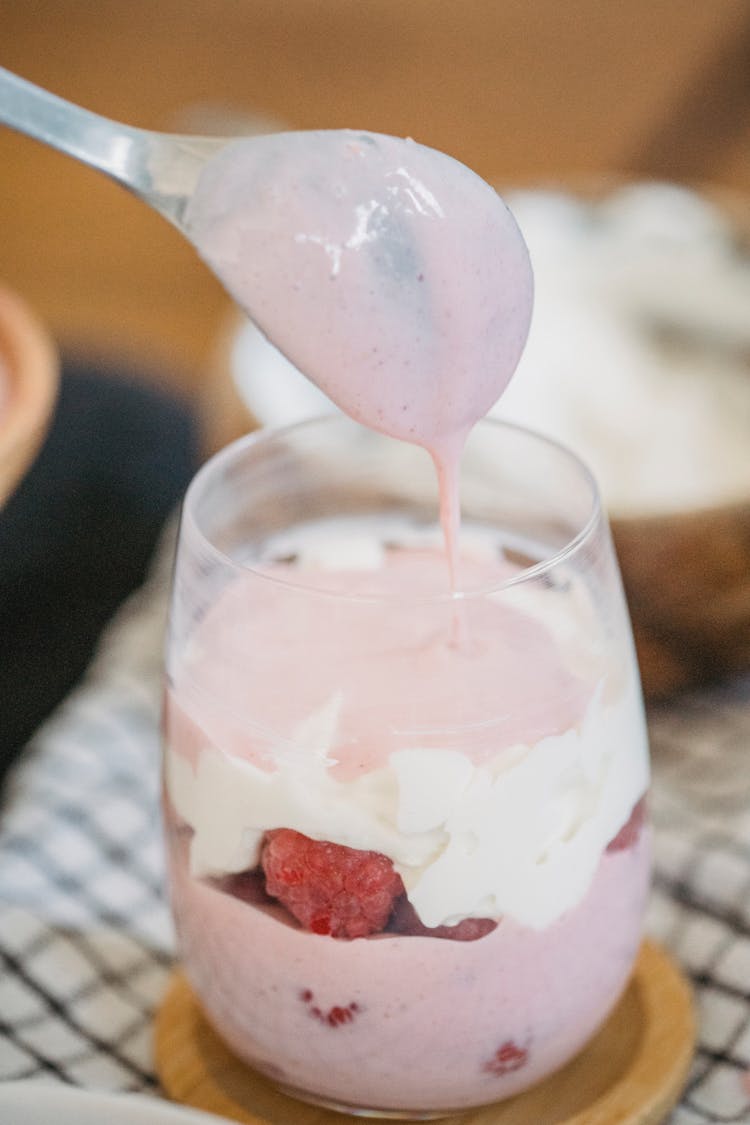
[2,0,749,393]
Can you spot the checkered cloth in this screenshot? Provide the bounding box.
[0,533,174,1092]
[1,529,749,1123]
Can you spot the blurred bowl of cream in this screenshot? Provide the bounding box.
[0,284,59,509]
[203,181,750,700]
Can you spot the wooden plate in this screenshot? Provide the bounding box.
[155,939,695,1125]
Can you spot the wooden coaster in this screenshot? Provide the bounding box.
[155,939,695,1125]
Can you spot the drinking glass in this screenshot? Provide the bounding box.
[162,415,651,1117]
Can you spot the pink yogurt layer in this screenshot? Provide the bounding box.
[168,548,593,780]
[166,817,650,1114]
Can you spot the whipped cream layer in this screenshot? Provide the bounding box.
[166,675,647,931]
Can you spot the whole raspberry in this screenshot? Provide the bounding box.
[261,829,404,939]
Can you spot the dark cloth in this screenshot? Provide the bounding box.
[0,361,199,776]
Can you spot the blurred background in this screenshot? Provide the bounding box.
[1,1,750,761]
[2,0,750,387]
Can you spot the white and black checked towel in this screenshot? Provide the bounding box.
[1,529,749,1124]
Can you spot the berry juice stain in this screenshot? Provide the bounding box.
[300,989,361,1028]
[482,1040,529,1077]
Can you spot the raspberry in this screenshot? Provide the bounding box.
[261,829,404,939]
[387,894,497,941]
[606,796,647,853]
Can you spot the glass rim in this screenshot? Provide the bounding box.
[181,413,604,603]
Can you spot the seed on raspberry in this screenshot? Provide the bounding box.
[261,829,404,939]
[387,894,497,941]
[483,1040,528,1076]
[606,796,647,853]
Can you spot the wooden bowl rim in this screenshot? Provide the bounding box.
[0,284,59,504]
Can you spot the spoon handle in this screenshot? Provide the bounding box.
[0,67,232,227]
[0,65,144,186]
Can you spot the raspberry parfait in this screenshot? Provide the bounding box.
[162,415,651,1117]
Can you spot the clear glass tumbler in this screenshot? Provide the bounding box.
[162,415,651,1118]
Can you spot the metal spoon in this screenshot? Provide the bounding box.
[0,65,229,228]
[0,66,534,455]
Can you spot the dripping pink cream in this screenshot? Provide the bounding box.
[184,130,533,581]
